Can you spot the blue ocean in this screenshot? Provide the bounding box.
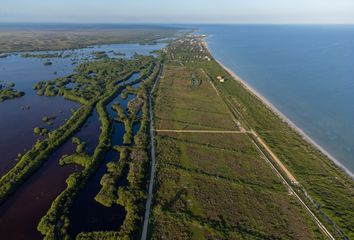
[197,25,354,175]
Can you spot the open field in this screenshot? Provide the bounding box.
[153,35,354,239]
[154,66,238,131]
[0,26,178,54]
[149,63,325,239]
[0,30,352,239]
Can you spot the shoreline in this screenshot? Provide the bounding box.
[202,39,354,179]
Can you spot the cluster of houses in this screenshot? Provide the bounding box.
[217,76,225,83]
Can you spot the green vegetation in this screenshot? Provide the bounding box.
[60,154,90,168]
[35,54,162,239]
[73,137,86,154]
[93,51,109,59]
[43,60,53,66]
[21,52,71,58]
[0,53,153,207]
[154,66,237,131]
[0,27,179,54]
[37,98,112,240]
[0,81,24,102]
[94,147,128,207]
[0,104,93,205]
[150,57,324,239]
[114,51,126,56]
[77,58,162,240]
[33,127,48,136]
[151,35,353,239]
[2,33,351,240]
[42,115,56,123]
[58,137,90,168]
[42,115,57,126]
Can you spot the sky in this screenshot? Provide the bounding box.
[1,0,354,24]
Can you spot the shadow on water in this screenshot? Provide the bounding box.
[69,95,127,237]
[0,110,100,240]
[69,81,143,237]
[123,72,140,84]
[0,42,163,239]
[68,149,126,237]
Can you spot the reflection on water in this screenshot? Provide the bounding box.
[0,111,100,240]
[0,42,164,239]
[69,88,142,237]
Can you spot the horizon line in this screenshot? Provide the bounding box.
[1,21,354,26]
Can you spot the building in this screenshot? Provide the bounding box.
[217,76,225,83]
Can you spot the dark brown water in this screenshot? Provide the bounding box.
[0,111,101,240]
[0,95,79,176]
[0,141,78,240]
[0,43,163,239]
[0,53,79,177]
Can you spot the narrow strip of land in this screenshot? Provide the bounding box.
[155,129,249,133]
[141,67,162,240]
[205,67,335,240]
[250,130,298,184]
[200,59,334,239]
[251,139,335,240]
[149,37,352,239]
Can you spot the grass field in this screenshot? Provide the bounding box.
[151,35,354,240]
[149,62,324,239]
[154,66,238,131]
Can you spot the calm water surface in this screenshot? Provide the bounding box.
[198,25,354,175]
[0,43,165,176]
[0,111,100,240]
[69,80,142,237]
[0,42,165,239]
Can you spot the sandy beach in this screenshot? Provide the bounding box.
[202,39,354,179]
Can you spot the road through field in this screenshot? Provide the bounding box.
[203,66,335,240]
[251,139,335,240]
[141,66,162,240]
[155,129,248,133]
[199,63,335,239]
[143,61,336,239]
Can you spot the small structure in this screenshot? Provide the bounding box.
[217,76,225,83]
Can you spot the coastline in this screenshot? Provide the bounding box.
[202,39,354,179]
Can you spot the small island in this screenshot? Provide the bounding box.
[0,81,25,102]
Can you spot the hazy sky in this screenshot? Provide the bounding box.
[1,0,354,24]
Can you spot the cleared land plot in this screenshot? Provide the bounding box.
[154,66,238,130]
[152,166,322,240]
[151,64,323,239]
[156,132,278,186]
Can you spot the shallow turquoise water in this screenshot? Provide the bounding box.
[197,25,354,175]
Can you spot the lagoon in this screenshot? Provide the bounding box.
[0,41,165,239]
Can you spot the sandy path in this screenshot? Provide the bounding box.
[199,44,335,238]
[251,138,335,240]
[250,130,298,184]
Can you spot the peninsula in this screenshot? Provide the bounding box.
[0,29,352,240]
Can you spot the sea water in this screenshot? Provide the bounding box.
[198,24,354,175]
